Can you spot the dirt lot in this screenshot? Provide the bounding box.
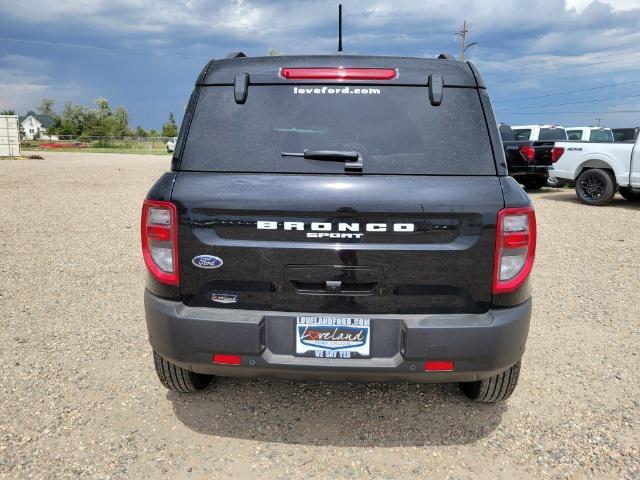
[1,152,638,479]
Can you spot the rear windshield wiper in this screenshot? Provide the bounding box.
[281,150,363,171]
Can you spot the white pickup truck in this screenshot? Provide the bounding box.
[550,136,640,205]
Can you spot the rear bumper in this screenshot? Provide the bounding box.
[145,291,531,383]
[509,165,549,178]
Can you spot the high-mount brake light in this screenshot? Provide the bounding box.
[280,67,397,80]
[551,147,564,163]
[519,145,536,162]
[141,200,179,286]
[493,207,536,294]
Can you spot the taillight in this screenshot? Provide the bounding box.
[280,67,397,80]
[519,146,536,162]
[141,200,179,285]
[551,147,564,163]
[493,207,536,294]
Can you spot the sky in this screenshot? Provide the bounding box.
[1,0,640,130]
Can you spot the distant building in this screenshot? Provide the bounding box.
[19,111,56,140]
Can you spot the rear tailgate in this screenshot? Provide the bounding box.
[174,174,503,314]
[503,140,555,168]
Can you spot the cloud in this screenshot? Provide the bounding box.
[1,0,639,126]
[0,54,89,113]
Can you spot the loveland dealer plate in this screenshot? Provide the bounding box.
[295,316,371,359]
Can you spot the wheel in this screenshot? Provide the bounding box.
[546,176,566,188]
[153,350,213,393]
[460,361,521,403]
[522,177,548,190]
[575,169,616,206]
[167,147,171,153]
[619,187,640,202]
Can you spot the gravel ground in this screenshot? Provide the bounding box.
[1,152,639,479]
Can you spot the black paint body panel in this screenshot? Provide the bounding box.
[142,54,535,383]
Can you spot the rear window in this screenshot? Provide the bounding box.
[589,129,613,142]
[613,128,638,142]
[539,128,567,141]
[513,129,531,141]
[180,85,496,175]
[567,130,582,140]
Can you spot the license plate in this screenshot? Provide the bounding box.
[295,316,371,359]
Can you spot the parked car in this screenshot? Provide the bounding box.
[142,52,536,403]
[551,135,640,205]
[612,127,640,143]
[499,123,563,190]
[166,137,177,152]
[512,125,568,142]
[566,127,614,142]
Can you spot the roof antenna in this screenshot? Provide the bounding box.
[338,4,343,53]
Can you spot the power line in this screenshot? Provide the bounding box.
[0,36,152,55]
[496,92,640,111]
[493,79,640,103]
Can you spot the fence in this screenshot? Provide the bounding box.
[21,136,174,151]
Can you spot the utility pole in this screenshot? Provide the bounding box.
[455,20,477,61]
[595,115,603,126]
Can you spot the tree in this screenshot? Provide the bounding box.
[84,98,113,137]
[94,98,111,118]
[37,98,55,117]
[0,109,16,115]
[111,106,130,136]
[59,102,90,136]
[148,128,159,137]
[135,125,147,137]
[162,112,178,137]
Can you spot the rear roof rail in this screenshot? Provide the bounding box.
[226,51,247,59]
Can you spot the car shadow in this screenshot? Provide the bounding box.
[541,192,640,210]
[169,377,506,447]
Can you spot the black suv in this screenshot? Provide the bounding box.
[142,53,535,403]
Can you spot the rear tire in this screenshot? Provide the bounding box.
[619,187,640,202]
[575,169,616,206]
[153,351,213,393]
[546,176,566,188]
[522,177,547,190]
[460,361,521,403]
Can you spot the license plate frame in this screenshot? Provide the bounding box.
[294,316,371,359]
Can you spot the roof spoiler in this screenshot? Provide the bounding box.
[226,51,247,59]
[437,53,456,60]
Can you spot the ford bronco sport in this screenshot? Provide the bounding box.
[142,52,535,403]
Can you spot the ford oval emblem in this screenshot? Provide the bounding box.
[192,255,223,269]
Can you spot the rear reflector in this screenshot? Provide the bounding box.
[424,360,455,372]
[141,200,179,286]
[493,207,536,294]
[280,67,397,80]
[212,354,241,365]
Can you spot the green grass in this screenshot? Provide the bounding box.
[23,147,170,155]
